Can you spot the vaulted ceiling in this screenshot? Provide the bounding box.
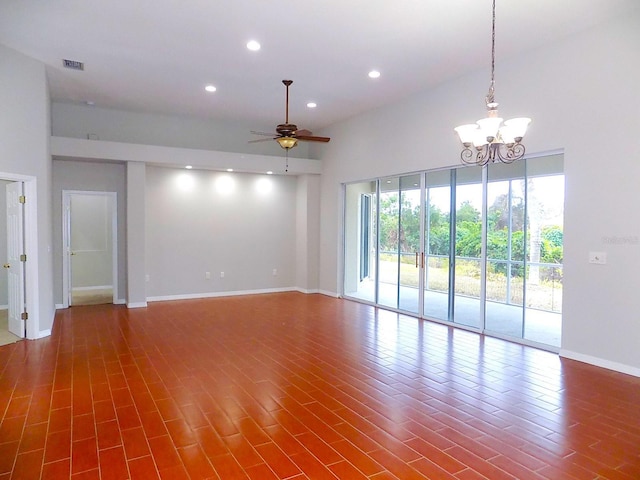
[0,0,636,132]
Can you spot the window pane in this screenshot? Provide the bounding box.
[452,167,482,328]
[524,173,564,347]
[378,177,400,309]
[424,170,451,322]
[398,175,421,313]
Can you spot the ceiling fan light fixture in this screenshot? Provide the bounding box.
[248,80,330,159]
[276,137,297,149]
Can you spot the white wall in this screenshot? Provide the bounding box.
[295,174,321,293]
[145,166,298,298]
[49,140,323,306]
[51,102,313,160]
[127,162,147,307]
[317,10,640,374]
[0,44,54,337]
[52,160,127,303]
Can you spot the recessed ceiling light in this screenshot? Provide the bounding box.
[246,40,261,51]
[226,168,234,172]
[185,165,193,169]
[205,85,217,93]
[85,100,95,106]
[307,102,317,108]
[368,70,381,79]
[266,171,273,175]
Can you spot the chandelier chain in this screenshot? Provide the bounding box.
[486,0,496,106]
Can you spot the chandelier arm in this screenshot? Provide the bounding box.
[495,143,525,163]
[476,144,491,166]
[460,147,476,165]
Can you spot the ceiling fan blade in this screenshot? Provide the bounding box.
[250,130,278,137]
[296,135,331,143]
[295,129,312,136]
[248,137,277,144]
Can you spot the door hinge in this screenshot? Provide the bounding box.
[21,312,28,320]
[19,195,26,204]
[20,254,26,262]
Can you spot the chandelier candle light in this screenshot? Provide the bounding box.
[455,0,531,166]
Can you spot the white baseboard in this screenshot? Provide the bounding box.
[147,287,297,303]
[0,304,7,311]
[115,298,126,305]
[560,349,640,378]
[127,302,148,309]
[55,303,65,310]
[38,329,51,338]
[72,285,113,292]
[318,290,339,298]
[295,288,320,294]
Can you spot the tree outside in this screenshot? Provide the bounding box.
[377,176,563,313]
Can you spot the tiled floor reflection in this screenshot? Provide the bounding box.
[0,292,638,479]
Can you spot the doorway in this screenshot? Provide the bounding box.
[62,191,118,307]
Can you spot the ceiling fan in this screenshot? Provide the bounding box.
[250,80,330,150]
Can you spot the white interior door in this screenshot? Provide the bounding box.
[6,182,25,338]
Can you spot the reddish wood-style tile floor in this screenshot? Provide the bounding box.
[1,292,639,479]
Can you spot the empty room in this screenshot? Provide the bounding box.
[0,1,639,479]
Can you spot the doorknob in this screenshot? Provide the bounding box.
[70,252,76,256]
[3,263,9,269]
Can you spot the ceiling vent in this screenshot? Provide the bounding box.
[62,59,84,71]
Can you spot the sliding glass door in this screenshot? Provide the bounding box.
[378,175,422,313]
[452,167,483,328]
[484,161,526,338]
[424,170,451,322]
[343,155,564,349]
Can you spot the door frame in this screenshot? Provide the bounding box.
[62,190,118,308]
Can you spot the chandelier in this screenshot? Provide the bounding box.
[454,0,531,166]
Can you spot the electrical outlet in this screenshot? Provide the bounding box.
[220,271,225,278]
[145,274,150,282]
[272,269,277,276]
[205,272,211,279]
